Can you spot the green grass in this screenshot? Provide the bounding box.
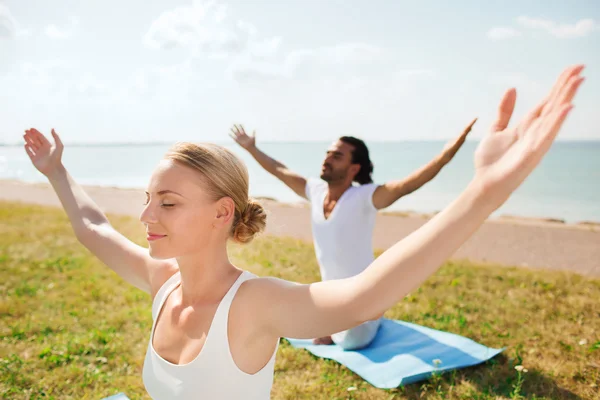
[1,201,599,399]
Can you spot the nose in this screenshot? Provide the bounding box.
[139,202,158,225]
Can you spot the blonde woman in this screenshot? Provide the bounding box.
[23,65,584,399]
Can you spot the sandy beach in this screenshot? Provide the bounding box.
[1,179,598,277]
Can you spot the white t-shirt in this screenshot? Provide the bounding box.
[305,178,379,281]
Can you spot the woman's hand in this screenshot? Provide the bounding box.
[23,128,65,179]
[473,65,585,205]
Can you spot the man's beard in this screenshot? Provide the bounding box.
[320,165,347,182]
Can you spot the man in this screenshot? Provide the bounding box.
[229,119,476,349]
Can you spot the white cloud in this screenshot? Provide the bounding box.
[287,43,382,68]
[76,75,109,96]
[487,26,521,40]
[143,3,209,49]
[21,60,73,86]
[45,16,79,39]
[129,61,193,96]
[229,61,289,83]
[231,42,386,83]
[15,61,115,100]
[212,3,228,23]
[0,4,28,38]
[516,16,598,38]
[249,36,282,59]
[197,27,246,58]
[45,25,69,39]
[144,2,281,60]
[0,4,17,38]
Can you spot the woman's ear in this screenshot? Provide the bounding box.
[214,197,236,227]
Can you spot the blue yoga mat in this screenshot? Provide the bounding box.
[286,319,504,388]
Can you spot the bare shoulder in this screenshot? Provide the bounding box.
[240,275,300,295]
[230,276,298,338]
[236,276,302,313]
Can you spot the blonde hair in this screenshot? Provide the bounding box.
[165,142,266,244]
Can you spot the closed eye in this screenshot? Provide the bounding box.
[143,191,176,207]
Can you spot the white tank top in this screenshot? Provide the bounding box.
[142,271,278,399]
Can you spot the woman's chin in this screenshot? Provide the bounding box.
[147,245,173,260]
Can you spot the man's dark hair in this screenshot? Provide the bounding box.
[339,136,373,185]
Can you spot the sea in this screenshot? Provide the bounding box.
[1,141,599,223]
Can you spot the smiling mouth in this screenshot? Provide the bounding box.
[147,234,167,242]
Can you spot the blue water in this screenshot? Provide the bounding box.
[1,141,599,222]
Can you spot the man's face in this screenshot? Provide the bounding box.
[320,140,356,183]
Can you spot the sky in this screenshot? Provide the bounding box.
[1,0,599,144]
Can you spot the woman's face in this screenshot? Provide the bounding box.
[139,159,233,260]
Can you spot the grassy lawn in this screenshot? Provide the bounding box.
[1,201,599,399]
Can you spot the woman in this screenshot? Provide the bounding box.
[23,65,584,399]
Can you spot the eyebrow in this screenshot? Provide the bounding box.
[144,190,184,197]
[327,150,344,156]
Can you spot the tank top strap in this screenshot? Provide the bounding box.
[151,271,181,321]
[207,271,256,345]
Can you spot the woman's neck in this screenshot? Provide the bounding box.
[175,243,240,305]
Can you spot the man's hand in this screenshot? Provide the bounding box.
[227,123,309,199]
[372,118,477,209]
[441,118,477,162]
[229,124,256,151]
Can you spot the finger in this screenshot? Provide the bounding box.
[24,144,36,159]
[517,100,546,136]
[23,132,38,150]
[535,104,574,154]
[520,75,584,137]
[466,117,477,132]
[460,118,477,138]
[544,65,583,106]
[252,130,256,138]
[228,133,238,142]
[30,128,51,148]
[32,131,45,148]
[235,124,246,136]
[230,127,241,138]
[555,76,585,109]
[541,65,584,116]
[491,88,516,132]
[51,128,63,149]
[542,74,585,118]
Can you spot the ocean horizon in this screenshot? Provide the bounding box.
[2,139,600,146]
[1,141,599,223]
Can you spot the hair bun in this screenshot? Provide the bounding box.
[232,199,267,244]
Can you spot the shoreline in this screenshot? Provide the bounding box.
[4,179,599,230]
[1,179,599,277]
